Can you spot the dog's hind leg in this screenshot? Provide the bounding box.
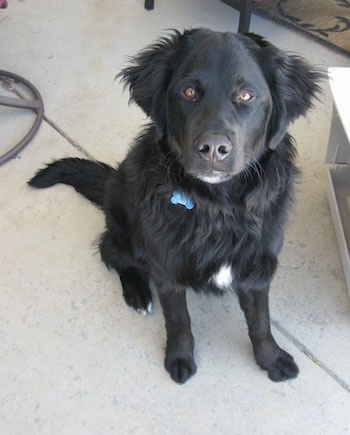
[99,232,152,314]
[237,286,299,381]
[119,268,152,315]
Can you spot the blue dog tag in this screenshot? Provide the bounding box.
[170,191,194,210]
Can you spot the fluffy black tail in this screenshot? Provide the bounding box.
[28,158,114,207]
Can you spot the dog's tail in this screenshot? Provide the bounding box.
[28,158,114,207]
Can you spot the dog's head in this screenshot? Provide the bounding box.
[119,29,323,184]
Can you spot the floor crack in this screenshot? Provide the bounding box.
[43,115,95,160]
[272,318,350,393]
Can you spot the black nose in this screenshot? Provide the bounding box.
[196,134,232,162]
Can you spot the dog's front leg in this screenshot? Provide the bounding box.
[156,283,197,384]
[237,286,299,381]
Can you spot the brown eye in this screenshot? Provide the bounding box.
[238,90,255,102]
[183,86,197,101]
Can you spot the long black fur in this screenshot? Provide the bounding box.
[29,29,323,384]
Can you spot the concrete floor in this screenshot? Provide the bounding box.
[1,0,350,433]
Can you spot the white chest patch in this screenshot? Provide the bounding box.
[211,264,233,289]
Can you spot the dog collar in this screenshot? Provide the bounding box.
[171,191,194,210]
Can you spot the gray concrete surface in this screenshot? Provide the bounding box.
[1,0,349,433]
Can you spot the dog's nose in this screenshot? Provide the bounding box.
[196,134,232,162]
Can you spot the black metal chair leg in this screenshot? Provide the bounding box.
[145,0,154,10]
[238,0,253,33]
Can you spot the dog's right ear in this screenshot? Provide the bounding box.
[118,31,188,137]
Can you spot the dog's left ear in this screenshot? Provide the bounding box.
[118,30,193,138]
[246,34,325,150]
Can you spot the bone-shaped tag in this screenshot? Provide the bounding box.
[170,191,194,210]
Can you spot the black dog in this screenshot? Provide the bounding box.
[29,29,323,384]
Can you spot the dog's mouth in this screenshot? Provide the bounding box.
[185,160,241,184]
[193,170,233,184]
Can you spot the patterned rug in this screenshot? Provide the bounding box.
[254,0,350,56]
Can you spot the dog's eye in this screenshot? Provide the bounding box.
[238,90,255,102]
[183,86,197,101]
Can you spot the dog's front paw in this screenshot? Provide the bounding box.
[165,356,197,384]
[256,345,299,382]
[266,349,299,381]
